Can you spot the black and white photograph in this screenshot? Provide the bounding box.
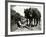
[7,2,45,35]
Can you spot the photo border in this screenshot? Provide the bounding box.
[5,1,45,36]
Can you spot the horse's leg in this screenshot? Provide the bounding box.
[34,18,36,26]
[28,19,29,26]
[34,18,37,26]
[28,19,31,26]
[31,18,35,27]
[27,18,31,27]
[35,19,37,26]
[26,18,29,26]
[39,18,40,25]
[35,18,38,26]
[37,18,38,26]
[36,19,37,26]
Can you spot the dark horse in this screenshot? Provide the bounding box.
[32,8,41,26]
[24,8,33,26]
[24,8,41,27]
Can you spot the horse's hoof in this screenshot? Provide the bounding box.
[31,25,34,27]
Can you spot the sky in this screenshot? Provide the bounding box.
[11,5,41,17]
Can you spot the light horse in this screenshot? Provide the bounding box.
[11,9,28,28]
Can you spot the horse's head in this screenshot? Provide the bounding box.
[29,8,33,17]
[24,8,33,18]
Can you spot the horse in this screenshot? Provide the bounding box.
[24,8,41,27]
[29,8,41,26]
[11,9,22,29]
[24,8,31,26]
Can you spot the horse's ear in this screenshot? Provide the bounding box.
[24,9,25,13]
[24,9,25,11]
